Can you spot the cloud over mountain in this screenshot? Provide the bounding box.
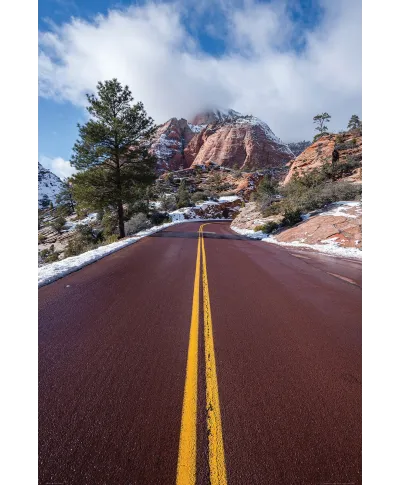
[39,0,361,141]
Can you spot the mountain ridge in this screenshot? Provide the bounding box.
[150,108,294,171]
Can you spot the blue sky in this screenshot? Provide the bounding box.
[38,0,361,178]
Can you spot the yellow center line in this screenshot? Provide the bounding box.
[200,224,228,485]
[176,233,201,485]
[176,223,228,485]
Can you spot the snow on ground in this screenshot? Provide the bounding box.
[230,226,265,239]
[218,196,240,202]
[318,201,361,219]
[64,212,98,230]
[261,236,362,259]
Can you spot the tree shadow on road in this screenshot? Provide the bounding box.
[149,231,261,241]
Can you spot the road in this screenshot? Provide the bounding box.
[39,221,362,485]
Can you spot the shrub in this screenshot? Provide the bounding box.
[101,211,118,236]
[104,234,118,244]
[192,192,206,204]
[176,180,192,208]
[51,216,66,233]
[124,213,151,235]
[335,133,346,144]
[64,225,102,258]
[159,193,177,211]
[254,221,279,233]
[150,211,169,225]
[282,209,302,227]
[38,234,46,244]
[39,245,59,263]
[65,238,90,258]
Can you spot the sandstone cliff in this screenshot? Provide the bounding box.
[150,109,294,172]
[284,130,362,185]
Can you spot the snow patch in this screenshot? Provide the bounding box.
[218,196,240,202]
[64,212,98,230]
[188,123,206,133]
[319,201,361,219]
[261,235,362,259]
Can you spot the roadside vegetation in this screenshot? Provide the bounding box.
[253,160,361,233]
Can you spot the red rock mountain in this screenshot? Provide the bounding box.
[284,130,362,185]
[150,109,294,172]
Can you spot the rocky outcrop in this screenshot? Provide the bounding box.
[157,163,265,201]
[170,198,242,221]
[284,130,362,185]
[231,202,282,231]
[274,202,362,249]
[186,113,294,170]
[150,109,294,172]
[150,118,197,171]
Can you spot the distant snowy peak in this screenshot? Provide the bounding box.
[38,162,63,208]
[190,108,242,125]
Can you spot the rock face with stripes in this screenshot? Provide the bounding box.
[150,109,294,172]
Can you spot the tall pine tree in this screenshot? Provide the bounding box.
[55,180,75,215]
[347,114,362,130]
[313,112,331,141]
[70,79,157,238]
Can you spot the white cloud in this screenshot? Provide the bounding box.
[38,0,361,141]
[39,155,76,179]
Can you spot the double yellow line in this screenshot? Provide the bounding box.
[176,224,228,485]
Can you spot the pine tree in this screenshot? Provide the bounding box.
[347,114,362,130]
[176,180,191,208]
[313,112,331,141]
[55,179,75,215]
[39,194,50,209]
[70,79,157,238]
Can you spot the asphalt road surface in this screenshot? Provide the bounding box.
[39,221,362,485]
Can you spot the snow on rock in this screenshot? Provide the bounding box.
[186,110,294,170]
[63,212,98,230]
[188,123,207,133]
[38,162,63,208]
[261,235,362,259]
[318,201,362,219]
[218,195,240,202]
[170,198,241,221]
[231,200,362,259]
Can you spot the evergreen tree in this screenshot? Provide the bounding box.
[313,112,331,141]
[55,179,75,215]
[39,194,50,209]
[347,114,362,130]
[70,79,157,238]
[176,180,191,208]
